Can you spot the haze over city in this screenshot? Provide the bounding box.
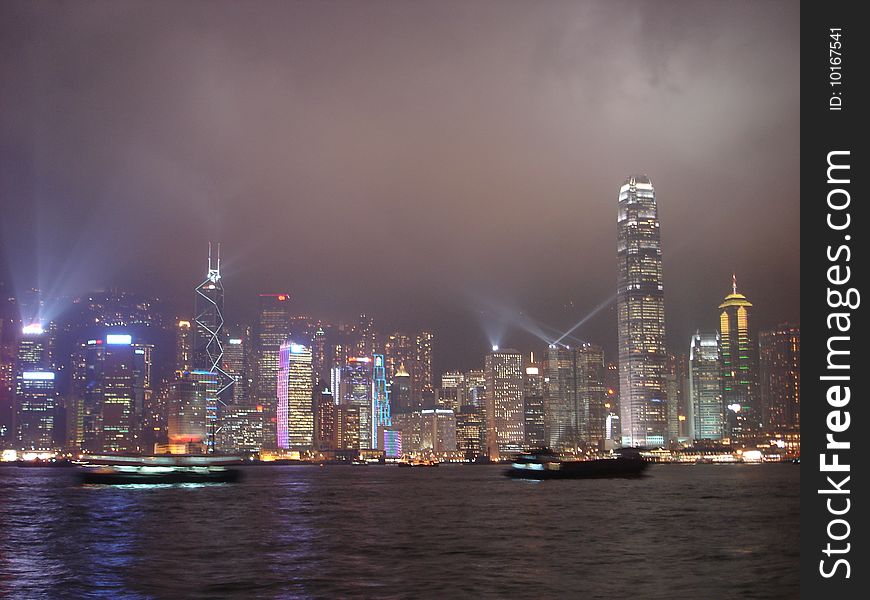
[1,0,799,372]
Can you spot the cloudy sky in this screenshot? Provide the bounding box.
[0,0,799,372]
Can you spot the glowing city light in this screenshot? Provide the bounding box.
[22,323,44,335]
[106,334,132,345]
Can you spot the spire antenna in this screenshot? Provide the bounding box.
[732,272,737,295]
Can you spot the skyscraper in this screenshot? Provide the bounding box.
[576,343,607,447]
[372,354,390,449]
[689,332,724,441]
[718,275,759,438]
[523,359,545,449]
[14,323,58,451]
[758,324,800,432]
[390,363,412,414]
[167,371,208,453]
[193,243,232,396]
[175,319,193,371]
[542,345,577,451]
[338,357,374,450]
[484,347,524,458]
[254,293,292,448]
[616,174,668,447]
[313,383,336,451]
[223,330,249,405]
[277,341,314,450]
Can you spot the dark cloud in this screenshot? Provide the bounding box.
[0,0,800,371]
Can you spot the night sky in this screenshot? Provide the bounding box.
[0,1,800,373]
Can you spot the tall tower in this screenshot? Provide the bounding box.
[758,324,800,432]
[194,243,234,451]
[718,275,758,438]
[372,354,390,449]
[276,341,314,450]
[254,292,292,448]
[688,332,724,441]
[616,175,668,447]
[484,347,524,459]
[14,324,58,451]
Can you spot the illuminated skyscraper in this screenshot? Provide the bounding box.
[194,243,233,394]
[277,342,314,450]
[688,332,724,441]
[416,330,434,401]
[718,276,759,437]
[194,244,234,451]
[219,404,265,455]
[313,383,336,451]
[254,293,292,448]
[576,343,607,447]
[390,363,412,413]
[189,370,221,453]
[338,357,374,450]
[372,354,390,449]
[438,369,463,412]
[542,345,578,450]
[14,324,58,451]
[758,324,800,432]
[384,330,434,406]
[523,359,546,449]
[175,319,193,371]
[223,330,249,404]
[167,371,208,452]
[311,326,330,385]
[484,347,524,458]
[616,175,668,447]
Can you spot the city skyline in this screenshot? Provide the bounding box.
[0,1,800,373]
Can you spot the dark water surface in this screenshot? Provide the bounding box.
[0,463,799,599]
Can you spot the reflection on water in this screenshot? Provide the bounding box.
[0,464,799,599]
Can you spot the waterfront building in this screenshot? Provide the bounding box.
[338,357,374,450]
[390,363,413,414]
[218,404,266,455]
[758,324,800,432]
[484,347,524,458]
[14,323,58,451]
[456,406,485,461]
[689,332,724,441]
[372,354,390,449]
[576,343,608,447]
[254,293,292,448]
[616,174,668,447]
[193,244,233,398]
[523,359,546,449]
[223,329,249,404]
[277,341,314,450]
[175,319,193,371]
[718,276,759,438]
[314,384,336,451]
[542,345,578,450]
[167,371,209,453]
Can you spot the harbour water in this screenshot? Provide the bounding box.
[0,463,799,599]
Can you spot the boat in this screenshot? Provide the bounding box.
[76,454,243,485]
[504,448,649,480]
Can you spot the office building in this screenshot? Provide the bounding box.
[689,332,724,441]
[484,347,524,458]
[277,341,314,450]
[759,324,800,432]
[718,276,759,437]
[616,175,668,447]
